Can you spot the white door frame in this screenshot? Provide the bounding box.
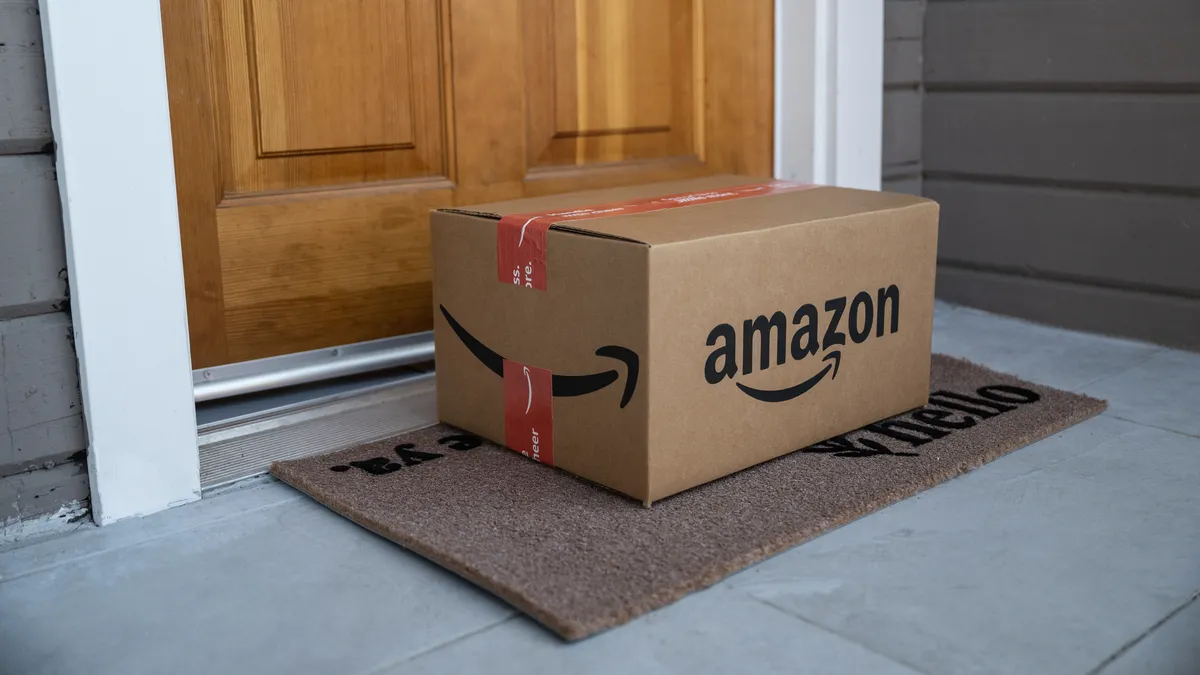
[776,0,884,189]
[39,0,882,524]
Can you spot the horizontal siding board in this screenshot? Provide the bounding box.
[0,312,83,471]
[924,92,1200,189]
[6,415,86,475]
[885,0,923,41]
[883,89,922,167]
[885,39,922,87]
[937,266,1200,352]
[0,0,52,152]
[925,0,1200,86]
[883,175,922,196]
[883,161,920,180]
[928,179,1200,294]
[0,154,66,317]
[2,312,80,431]
[0,326,6,469]
[0,460,88,522]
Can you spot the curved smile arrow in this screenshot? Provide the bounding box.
[439,305,640,409]
[735,350,842,403]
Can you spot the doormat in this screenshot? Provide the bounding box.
[271,355,1106,641]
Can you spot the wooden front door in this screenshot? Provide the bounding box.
[163,0,774,369]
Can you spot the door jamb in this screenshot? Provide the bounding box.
[775,0,884,190]
[39,0,883,524]
[39,0,200,525]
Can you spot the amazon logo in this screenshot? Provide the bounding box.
[705,285,900,402]
[438,305,639,408]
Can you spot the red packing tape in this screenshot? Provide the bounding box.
[496,180,815,291]
[503,360,554,466]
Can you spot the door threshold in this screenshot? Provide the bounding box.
[198,370,438,490]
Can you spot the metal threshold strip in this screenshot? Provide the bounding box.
[194,331,435,402]
[198,372,438,489]
[193,333,439,489]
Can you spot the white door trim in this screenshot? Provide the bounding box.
[39,0,200,525]
[775,0,884,190]
[39,0,882,524]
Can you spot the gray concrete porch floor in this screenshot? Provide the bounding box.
[1,301,1198,675]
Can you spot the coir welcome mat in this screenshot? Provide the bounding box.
[271,355,1106,641]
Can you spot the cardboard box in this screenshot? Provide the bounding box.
[431,175,940,504]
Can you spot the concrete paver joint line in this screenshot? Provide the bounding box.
[1086,589,1200,675]
[1103,414,1200,441]
[750,593,935,675]
[366,615,519,675]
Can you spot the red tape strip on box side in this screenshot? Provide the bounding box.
[496,180,816,290]
[503,360,554,466]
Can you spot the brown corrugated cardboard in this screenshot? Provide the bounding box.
[430,175,940,503]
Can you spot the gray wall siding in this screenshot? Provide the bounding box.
[0,154,66,319]
[0,0,52,154]
[0,0,88,524]
[0,460,89,524]
[924,0,1200,350]
[882,0,924,195]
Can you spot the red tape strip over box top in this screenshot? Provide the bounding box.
[496,180,815,291]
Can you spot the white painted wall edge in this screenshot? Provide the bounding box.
[775,0,883,191]
[39,0,201,525]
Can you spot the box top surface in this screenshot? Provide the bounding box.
[438,175,931,247]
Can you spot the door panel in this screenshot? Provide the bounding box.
[214,185,449,363]
[250,0,415,156]
[524,0,692,168]
[215,0,448,194]
[163,0,772,368]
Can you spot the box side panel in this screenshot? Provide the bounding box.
[646,202,940,500]
[431,211,651,500]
